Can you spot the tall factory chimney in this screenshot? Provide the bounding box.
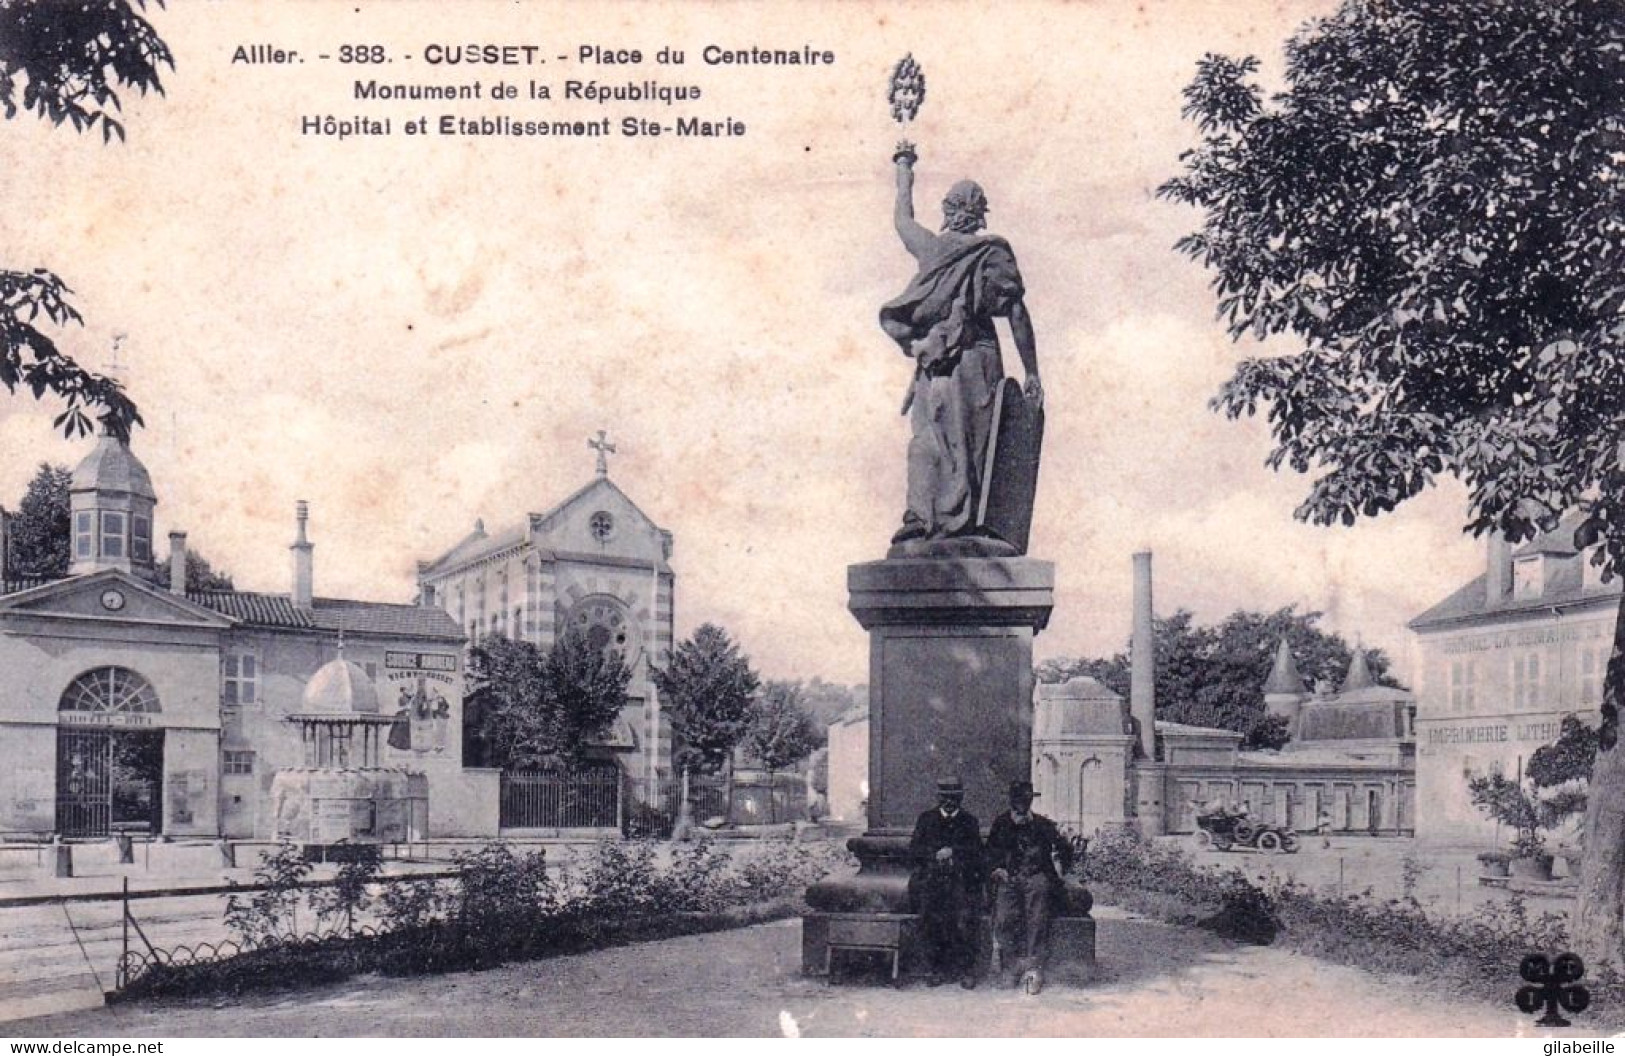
[1130,550,1157,760]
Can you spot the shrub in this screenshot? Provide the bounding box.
[1200,874,1280,945]
[446,842,557,963]
[310,847,382,937]
[224,843,312,947]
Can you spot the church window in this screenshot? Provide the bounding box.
[1512,652,1542,709]
[99,511,126,560]
[74,512,94,560]
[223,653,258,705]
[223,750,255,776]
[590,511,615,543]
[1513,555,1544,598]
[1580,647,1603,705]
[514,607,524,635]
[569,596,630,658]
[59,667,160,714]
[1448,659,1477,713]
[130,514,152,563]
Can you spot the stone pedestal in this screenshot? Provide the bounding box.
[849,556,1053,831]
[805,554,1053,920]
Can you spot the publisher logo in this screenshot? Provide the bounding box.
[1517,952,1590,1028]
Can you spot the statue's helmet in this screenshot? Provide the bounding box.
[941,180,989,233]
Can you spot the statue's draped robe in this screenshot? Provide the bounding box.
[880,235,1025,540]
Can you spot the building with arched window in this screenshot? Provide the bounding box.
[0,433,482,840]
[415,445,676,818]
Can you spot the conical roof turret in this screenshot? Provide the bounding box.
[1341,646,1375,693]
[1263,638,1307,697]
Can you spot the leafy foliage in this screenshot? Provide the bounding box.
[0,0,173,142]
[3,461,235,585]
[745,680,823,774]
[1467,771,1542,857]
[309,848,381,938]
[1039,605,1397,747]
[1083,827,1618,1013]
[1529,714,1600,790]
[147,550,235,591]
[5,462,70,576]
[653,623,761,776]
[223,843,313,947]
[1,1,173,438]
[129,837,849,1000]
[1165,0,1625,557]
[466,630,630,768]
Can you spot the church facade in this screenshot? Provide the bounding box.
[0,435,487,841]
[414,440,676,806]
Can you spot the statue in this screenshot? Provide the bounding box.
[879,56,1043,557]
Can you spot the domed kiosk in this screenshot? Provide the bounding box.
[270,640,427,849]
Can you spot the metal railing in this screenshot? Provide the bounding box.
[499,765,622,830]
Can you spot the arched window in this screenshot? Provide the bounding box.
[59,667,160,714]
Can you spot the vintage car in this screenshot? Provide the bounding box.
[1194,806,1300,853]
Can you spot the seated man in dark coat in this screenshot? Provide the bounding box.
[908,775,984,988]
[986,780,1074,993]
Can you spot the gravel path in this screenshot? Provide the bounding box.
[3,906,1548,1038]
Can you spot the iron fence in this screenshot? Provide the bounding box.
[112,871,459,991]
[500,764,622,829]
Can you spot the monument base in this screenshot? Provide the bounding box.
[805,835,913,913]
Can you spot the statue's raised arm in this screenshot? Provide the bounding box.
[876,53,1045,559]
[893,148,936,262]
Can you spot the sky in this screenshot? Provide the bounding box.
[0,0,1489,685]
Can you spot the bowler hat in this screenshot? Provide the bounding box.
[936,776,966,796]
[1009,780,1039,799]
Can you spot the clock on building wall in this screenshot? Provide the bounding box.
[568,596,638,662]
[100,588,126,612]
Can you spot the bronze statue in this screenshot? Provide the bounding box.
[879,56,1042,556]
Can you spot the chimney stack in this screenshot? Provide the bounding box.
[291,501,314,609]
[1130,551,1157,760]
[1486,532,1512,604]
[168,531,187,594]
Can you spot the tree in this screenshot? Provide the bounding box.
[1527,715,1600,835]
[541,629,631,768]
[1161,0,1625,962]
[3,461,235,586]
[1,0,174,439]
[1038,606,1398,749]
[794,676,867,728]
[465,631,629,769]
[6,462,71,576]
[744,681,823,823]
[147,550,235,592]
[652,623,760,827]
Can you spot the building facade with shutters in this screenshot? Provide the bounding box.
[0,434,488,840]
[1409,520,1617,845]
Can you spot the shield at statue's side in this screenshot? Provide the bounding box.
[977,376,1045,554]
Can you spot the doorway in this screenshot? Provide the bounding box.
[56,729,164,837]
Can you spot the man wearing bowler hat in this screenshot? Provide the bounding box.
[986,779,1073,993]
[908,775,984,988]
